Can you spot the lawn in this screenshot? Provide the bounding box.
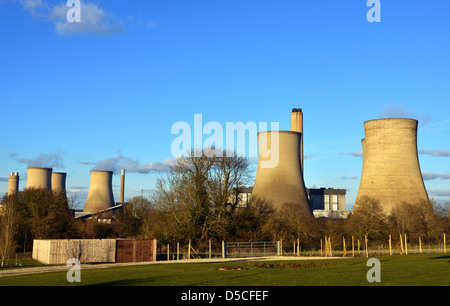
[0,254,448,286]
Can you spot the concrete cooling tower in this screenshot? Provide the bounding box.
[356,118,430,214]
[26,167,52,190]
[8,172,19,196]
[83,170,115,213]
[51,172,67,198]
[251,130,310,213]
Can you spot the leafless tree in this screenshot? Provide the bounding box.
[0,195,19,267]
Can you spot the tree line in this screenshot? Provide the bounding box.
[0,149,449,264]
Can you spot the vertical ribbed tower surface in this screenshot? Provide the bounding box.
[356,118,430,214]
[83,170,115,213]
[26,167,52,190]
[252,131,310,213]
[51,172,67,198]
[8,172,19,196]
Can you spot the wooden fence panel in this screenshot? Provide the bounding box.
[116,239,157,263]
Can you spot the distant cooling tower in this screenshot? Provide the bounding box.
[356,118,430,214]
[252,131,310,213]
[26,167,52,190]
[51,172,67,198]
[83,170,115,213]
[8,172,19,196]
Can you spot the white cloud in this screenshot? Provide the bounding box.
[419,149,450,157]
[51,2,125,36]
[92,154,174,174]
[422,172,450,180]
[428,189,450,197]
[18,0,124,36]
[16,153,64,169]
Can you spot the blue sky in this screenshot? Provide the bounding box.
[1,0,450,210]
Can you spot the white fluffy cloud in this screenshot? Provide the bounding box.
[18,0,125,36]
[91,154,175,174]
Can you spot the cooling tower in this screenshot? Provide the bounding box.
[51,172,67,198]
[356,118,430,214]
[252,131,310,213]
[83,170,115,213]
[8,172,19,196]
[26,167,52,190]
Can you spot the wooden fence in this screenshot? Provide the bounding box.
[32,239,156,265]
[32,239,116,265]
[116,239,157,263]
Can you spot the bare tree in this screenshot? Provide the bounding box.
[154,148,252,245]
[0,195,19,267]
[349,196,387,242]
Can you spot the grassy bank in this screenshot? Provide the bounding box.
[0,254,448,286]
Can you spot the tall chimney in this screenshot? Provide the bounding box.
[8,172,19,196]
[291,108,304,175]
[120,169,125,203]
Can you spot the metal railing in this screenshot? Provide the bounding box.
[225,241,279,258]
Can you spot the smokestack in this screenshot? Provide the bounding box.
[291,108,304,175]
[120,169,125,203]
[8,172,19,196]
[26,167,52,190]
[252,131,310,213]
[51,172,67,198]
[84,170,115,213]
[356,118,430,215]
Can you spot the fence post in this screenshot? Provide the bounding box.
[297,238,300,256]
[419,237,422,254]
[177,242,179,260]
[222,241,225,259]
[209,240,211,259]
[365,235,369,258]
[167,244,170,261]
[404,234,408,255]
[400,234,404,254]
[352,236,354,257]
[188,240,191,260]
[343,237,346,257]
[320,239,323,257]
[389,235,392,255]
[444,233,447,254]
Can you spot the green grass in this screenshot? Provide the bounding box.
[0,254,448,286]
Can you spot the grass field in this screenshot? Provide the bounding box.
[0,254,448,286]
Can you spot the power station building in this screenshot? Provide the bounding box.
[355,118,431,215]
[308,188,350,219]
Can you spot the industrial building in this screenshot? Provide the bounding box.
[308,188,350,219]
